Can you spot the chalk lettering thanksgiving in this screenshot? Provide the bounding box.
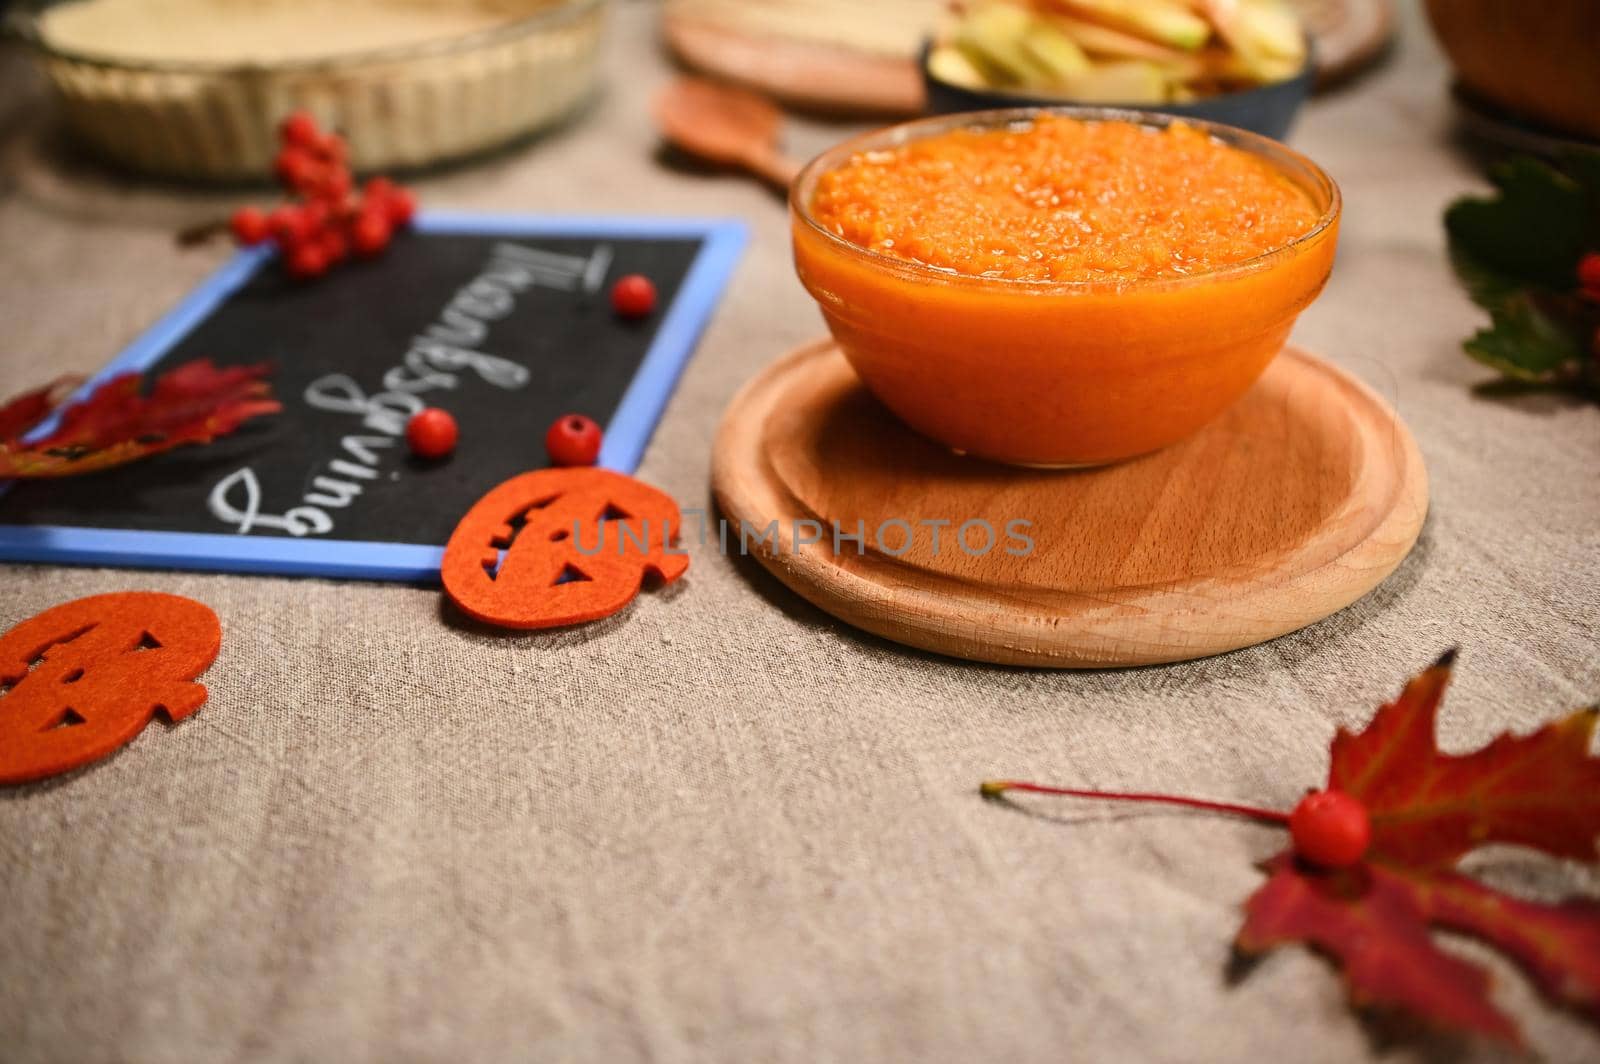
[208,242,610,538]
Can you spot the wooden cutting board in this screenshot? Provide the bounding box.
[1290,0,1395,88]
[664,0,1394,115]
[662,14,925,116]
[661,0,933,115]
[712,340,1427,668]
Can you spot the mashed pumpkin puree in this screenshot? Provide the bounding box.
[808,117,1321,283]
[790,113,1340,464]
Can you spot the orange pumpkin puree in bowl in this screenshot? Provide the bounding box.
[791,108,1340,467]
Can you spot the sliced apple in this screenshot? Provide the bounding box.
[1194,0,1243,48]
[1150,54,1207,83]
[1022,20,1093,82]
[1235,0,1305,61]
[954,2,1051,83]
[1048,0,1212,52]
[1046,13,1191,62]
[1060,60,1170,103]
[927,43,992,90]
[1219,48,1303,85]
[932,0,1304,96]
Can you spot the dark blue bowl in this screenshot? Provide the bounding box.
[920,41,1314,142]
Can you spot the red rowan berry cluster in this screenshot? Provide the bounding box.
[229,112,417,280]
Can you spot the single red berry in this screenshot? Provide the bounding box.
[1289,790,1371,869]
[274,146,318,190]
[318,169,353,203]
[1574,249,1600,296]
[268,204,310,247]
[230,206,270,246]
[385,186,417,227]
[314,131,348,164]
[364,176,396,203]
[1578,252,1600,292]
[286,241,329,280]
[320,227,349,265]
[351,209,392,256]
[279,110,321,148]
[406,408,458,460]
[545,414,603,467]
[610,274,657,319]
[300,199,331,234]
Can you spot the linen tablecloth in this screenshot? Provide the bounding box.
[1,3,1596,1061]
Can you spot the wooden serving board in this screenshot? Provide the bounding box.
[664,0,1393,114]
[662,12,926,116]
[712,340,1427,668]
[1290,0,1395,89]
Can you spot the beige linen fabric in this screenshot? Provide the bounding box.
[1,4,1597,1062]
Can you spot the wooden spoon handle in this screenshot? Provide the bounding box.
[743,147,804,192]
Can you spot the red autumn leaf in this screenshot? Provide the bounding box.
[1237,653,1600,1046]
[0,360,279,478]
[1240,854,1600,1045]
[1330,652,1600,868]
[1417,867,1600,1022]
[0,375,83,442]
[1239,855,1523,1045]
[983,652,1600,1047]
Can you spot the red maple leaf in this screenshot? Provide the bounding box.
[982,652,1600,1047]
[1329,655,1600,868]
[1237,652,1600,1046]
[0,360,279,478]
[0,375,83,442]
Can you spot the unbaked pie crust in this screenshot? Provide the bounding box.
[24,0,606,179]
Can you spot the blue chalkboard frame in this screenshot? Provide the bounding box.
[0,212,747,582]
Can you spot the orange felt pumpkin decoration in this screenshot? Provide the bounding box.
[0,592,221,785]
[442,467,689,629]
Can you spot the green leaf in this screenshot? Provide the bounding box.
[1462,304,1584,384]
[1449,247,1586,382]
[1449,245,1524,310]
[1556,147,1600,248]
[1445,157,1588,290]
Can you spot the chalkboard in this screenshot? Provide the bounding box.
[0,212,745,581]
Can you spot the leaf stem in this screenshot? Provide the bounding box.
[979,780,1291,825]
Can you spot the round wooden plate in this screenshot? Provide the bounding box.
[663,13,926,116]
[1290,0,1396,89]
[712,340,1427,668]
[665,1,1393,116]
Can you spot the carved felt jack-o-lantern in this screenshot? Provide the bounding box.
[0,592,221,785]
[442,468,689,629]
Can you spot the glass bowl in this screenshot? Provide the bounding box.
[10,0,608,181]
[790,106,1341,468]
